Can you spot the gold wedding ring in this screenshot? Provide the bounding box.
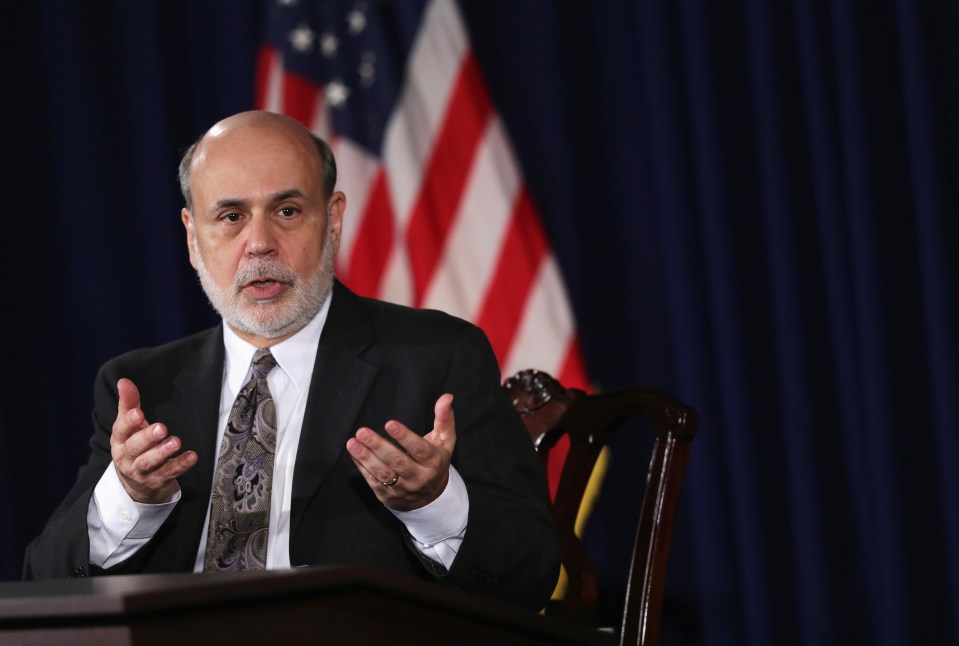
[381,474,399,488]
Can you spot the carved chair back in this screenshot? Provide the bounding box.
[503,369,698,646]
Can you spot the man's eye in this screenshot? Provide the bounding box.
[222,213,241,223]
[279,207,298,217]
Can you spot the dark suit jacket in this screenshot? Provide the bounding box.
[24,281,560,609]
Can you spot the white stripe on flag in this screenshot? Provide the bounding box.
[503,255,577,379]
[376,0,469,306]
[421,116,520,320]
[329,137,381,268]
[382,0,467,223]
[262,51,283,114]
[307,93,330,140]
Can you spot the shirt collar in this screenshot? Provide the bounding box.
[221,289,333,394]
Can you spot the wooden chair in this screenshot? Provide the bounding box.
[502,369,699,646]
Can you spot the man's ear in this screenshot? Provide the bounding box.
[328,191,346,254]
[182,208,198,269]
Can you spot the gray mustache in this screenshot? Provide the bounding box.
[232,260,299,293]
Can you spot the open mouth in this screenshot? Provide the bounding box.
[242,278,287,300]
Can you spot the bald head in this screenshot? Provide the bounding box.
[178,111,336,211]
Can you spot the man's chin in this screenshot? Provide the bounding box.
[228,316,299,340]
[234,305,299,337]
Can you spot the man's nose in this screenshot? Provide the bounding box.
[245,215,277,256]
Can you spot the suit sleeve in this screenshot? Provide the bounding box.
[415,324,561,610]
[23,364,122,579]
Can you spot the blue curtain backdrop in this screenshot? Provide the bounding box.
[3,1,957,644]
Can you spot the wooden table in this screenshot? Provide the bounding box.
[0,566,614,645]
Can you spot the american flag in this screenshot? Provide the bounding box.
[257,0,588,489]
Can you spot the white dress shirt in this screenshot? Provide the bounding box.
[88,291,468,571]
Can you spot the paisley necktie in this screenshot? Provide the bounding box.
[204,348,278,571]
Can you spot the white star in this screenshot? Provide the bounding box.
[326,81,351,107]
[359,51,376,87]
[288,24,315,53]
[320,32,339,58]
[347,8,367,34]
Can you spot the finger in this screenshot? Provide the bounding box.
[149,450,199,482]
[117,378,141,418]
[383,394,455,463]
[431,393,455,443]
[347,454,396,490]
[353,427,408,463]
[113,379,147,445]
[132,435,194,475]
[421,394,456,452]
[119,423,170,461]
[121,448,198,504]
[384,420,437,465]
[346,433,402,484]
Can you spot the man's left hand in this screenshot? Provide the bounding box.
[346,394,456,511]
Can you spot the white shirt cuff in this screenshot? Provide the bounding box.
[88,463,180,567]
[389,465,468,569]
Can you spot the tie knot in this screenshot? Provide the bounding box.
[250,348,277,379]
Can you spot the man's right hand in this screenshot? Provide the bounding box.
[111,378,197,504]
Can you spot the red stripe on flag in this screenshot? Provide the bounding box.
[254,46,277,110]
[546,436,570,500]
[281,71,320,126]
[475,187,548,365]
[549,337,589,498]
[344,170,395,296]
[557,337,590,391]
[405,52,493,306]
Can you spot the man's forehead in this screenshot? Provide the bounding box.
[191,145,322,207]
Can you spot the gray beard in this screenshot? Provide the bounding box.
[193,226,335,340]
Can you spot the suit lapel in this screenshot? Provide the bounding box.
[155,326,224,567]
[291,282,378,538]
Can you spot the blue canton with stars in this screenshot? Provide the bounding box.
[264,0,429,157]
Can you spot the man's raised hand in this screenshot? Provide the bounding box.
[346,394,456,512]
[110,378,197,504]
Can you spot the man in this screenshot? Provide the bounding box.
[24,111,560,610]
